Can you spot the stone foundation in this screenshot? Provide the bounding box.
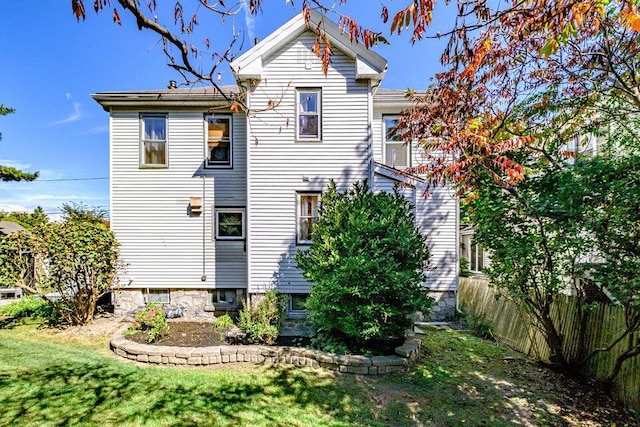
[113,289,145,315]
[110,326,421,375]
[114,288,213,319]
[427,291,457,321]
[280,319,315,337]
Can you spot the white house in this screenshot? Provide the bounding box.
[93,11,459,321]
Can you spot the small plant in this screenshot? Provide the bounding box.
[131,304,169,343]
[310,330,349,354]
[238,290,286,345]
[0,295,58,323]
[212,314,235,340]
[461,311,495,341]
[459,258,472,277]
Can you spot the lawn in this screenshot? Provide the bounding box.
[0,320,636,426]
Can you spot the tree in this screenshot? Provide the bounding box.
[0,103,38,182]
[295,180,432,351]
[0,210,123,325]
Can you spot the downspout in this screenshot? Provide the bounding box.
[201,175,207,281]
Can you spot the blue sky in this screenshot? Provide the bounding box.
[0,1,449,219]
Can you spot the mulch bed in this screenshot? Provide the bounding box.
[126,321,312,348]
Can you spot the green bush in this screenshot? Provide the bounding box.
[460,311,495,341]
[295,180,433,352]
[238,290,286,345]
[212,314,235,341]
[130,304,169,343]
[0,295,58,322]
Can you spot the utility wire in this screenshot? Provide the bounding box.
[35,177,109,182]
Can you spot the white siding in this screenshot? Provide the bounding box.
[416,182,459,291]
[372,110,459,292]
[247,33,371,294]
[110,111,247,289]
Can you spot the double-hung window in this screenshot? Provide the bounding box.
[297,193,320,244]
[297,89,321,140]
[215,208,245,240]
[206,115,232,167]
[383,116,410,169]
[141,114,167,167]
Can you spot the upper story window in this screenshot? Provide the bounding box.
[297,192,320,244]
[297,89,321,141]
[384,116,410,169]
[215,208,245,240]
[206,115,232,167]
[141,114,168,167]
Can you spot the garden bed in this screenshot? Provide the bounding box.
[111,324,421,374]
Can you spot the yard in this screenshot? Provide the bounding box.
[0,318,637,426]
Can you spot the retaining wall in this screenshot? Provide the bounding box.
[110,327,421,375]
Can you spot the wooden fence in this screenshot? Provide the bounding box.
[459,277,640,410]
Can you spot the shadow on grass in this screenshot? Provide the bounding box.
[0,360,373,426]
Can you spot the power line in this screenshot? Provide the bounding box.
[36,177,109,182]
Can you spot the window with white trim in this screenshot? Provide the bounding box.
[383,116,410,169]
[145,289,170,304]
[205,115,232,167]
[140,114,168,167]
[215,208,245,240]
[297,89,321,140]
[297,193,320,244]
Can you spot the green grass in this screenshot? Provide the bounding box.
[0,322,634,426]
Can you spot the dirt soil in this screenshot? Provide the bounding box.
[127,321,224,347]
[125,320,312,347]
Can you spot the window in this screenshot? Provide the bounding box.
[205,115,232,167]
[210,289,244,307]
[289,294,308,312]
[141,114,167,167]
[297,193,320,244]
[297,89,321,140]
[215,208,245,240]
[384,116,410,169]
[145,289,170,304]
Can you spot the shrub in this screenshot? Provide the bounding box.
[0,207,123,326]
[212,314,235,341]
[0,295,58,322]
[238,290,286,345]
[131,304,169,343]
[295,180,433,351]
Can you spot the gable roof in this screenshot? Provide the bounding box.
[230,10,387,83]
[0,221,26,236]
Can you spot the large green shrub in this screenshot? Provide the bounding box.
[295,180,433,351]
[0,206,123,326]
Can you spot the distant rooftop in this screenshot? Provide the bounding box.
[0,221,26,236]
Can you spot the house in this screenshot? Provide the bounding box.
[92,10,459,321]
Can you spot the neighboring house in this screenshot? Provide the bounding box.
[459,227,490,274]
[93,11,459,321]
[0,221,26,236]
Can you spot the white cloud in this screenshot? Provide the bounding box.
[0,159,32,170]
[240,0,256,41]
[65,92,72,100]
[51,102,82,125]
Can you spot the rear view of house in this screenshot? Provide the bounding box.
[93,11,459,321]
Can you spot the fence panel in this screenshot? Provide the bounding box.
[459,277,640,410]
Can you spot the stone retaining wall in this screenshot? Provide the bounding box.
[110,327,421,375]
